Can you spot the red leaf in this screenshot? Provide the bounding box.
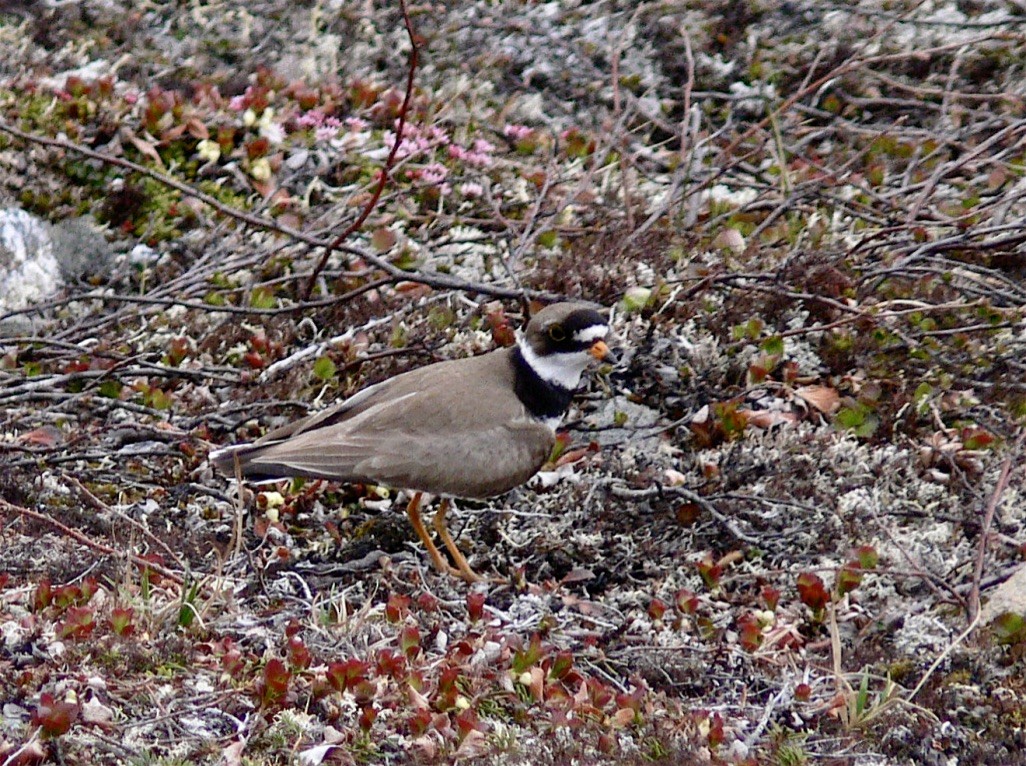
[796,572,830,611]
[31,693,80,738]
[58,606,95,639]
[466,591,486,622]
[385,593,410,623]
[258,659,291,708]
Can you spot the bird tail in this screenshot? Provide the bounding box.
[208,443,288,483]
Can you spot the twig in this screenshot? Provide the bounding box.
[65,475,187,570]
[907,610,982,703]
[968,430,1025,622]
[0,497,185,585]
[0,126,556,314]
[302,0,420,300]
[605,482,760,544]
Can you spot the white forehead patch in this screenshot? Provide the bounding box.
[573,325,608,344]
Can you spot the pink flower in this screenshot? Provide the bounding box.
[472,138,495,154]
[459,182,484,197]
[228,95,248,112]
[464,151,493,168]
[419,162,449,185]
[427,125,450,144]
[504,124,532,140]
[383,130,433,159]
[315,125,340,141]
[297,110,326,128]
[448,142,493,168]
[344,117,368,131]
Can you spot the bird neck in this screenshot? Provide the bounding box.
[511,344,575,425]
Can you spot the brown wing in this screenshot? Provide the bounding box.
[211,348,555,498]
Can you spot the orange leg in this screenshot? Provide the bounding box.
[432,498,483,583]
[405,492,461,579]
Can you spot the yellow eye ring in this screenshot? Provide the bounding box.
[548,325,566,342]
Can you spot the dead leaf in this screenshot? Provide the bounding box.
[663,468,687,486]
[676,503,701,525]
[559,591,605,616]
[162,123,188,141]
[18,426,63,448]
[407,683,431,711]
[221,741,245,766]
[455,729,488,760]
[412,736,438,761]
[554,444,597,467]
[122,130,165,168]
[740,409,798,428]
[251,177,275,198]
[609,707,637,729]
[795,385,841,414]
[185,116,209,140]
[395,281,433,298]
[527,666,545,702]
[712,227,746,253]
[560,568,594,585]
[81,697,114,728]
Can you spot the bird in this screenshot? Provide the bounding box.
[209,301,611,582]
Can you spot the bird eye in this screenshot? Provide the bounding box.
[547,325,566,342]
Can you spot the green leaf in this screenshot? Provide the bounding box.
[835,406,865,429]
[145,388,173,410]
[536,230,559,249]
[992,612,1026,645]
[854,414,880,437]
[312,356,336,381]
[963,429,995,450]
[98,380,122,399]
[836,403,880,436]
[178,581,200,629]
[760,335,784,355]
[731,318,763,341]
[249,287,276,309]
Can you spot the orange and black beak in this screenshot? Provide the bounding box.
[589,339,611,361]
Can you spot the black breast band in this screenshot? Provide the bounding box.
[510,347,574,420]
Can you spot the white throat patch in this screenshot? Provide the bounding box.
[517,332,603,391]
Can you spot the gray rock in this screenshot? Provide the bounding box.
[0,209,114,335]
[0,208,59,316]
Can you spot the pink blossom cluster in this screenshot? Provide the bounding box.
[447,138,495,168]
[503,124,533,140]
[291,113,524,198]
[417,162,449,185]
[298,111,369,141]
[382,122,449,160]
